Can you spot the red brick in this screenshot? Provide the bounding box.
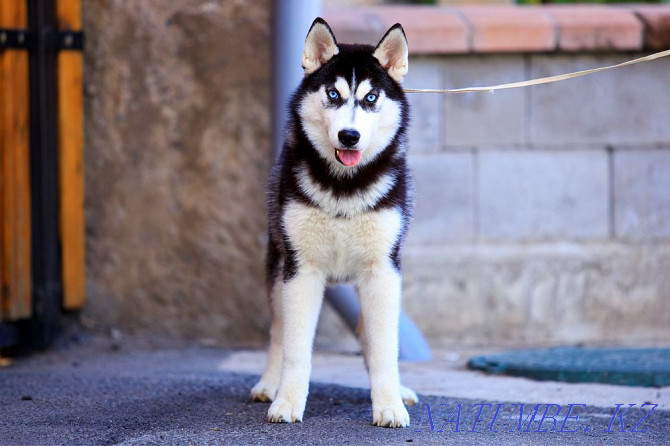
[324,6,469,55]
[323,7,385,47]
[457,6,555,53]
[630,5,670,50]
[546,6,643,52]
[325,4,670,55]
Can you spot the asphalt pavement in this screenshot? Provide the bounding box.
[1,339,668,445]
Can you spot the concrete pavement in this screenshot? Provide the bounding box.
[1,338,668,445]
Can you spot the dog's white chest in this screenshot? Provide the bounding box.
[283,201,402,280]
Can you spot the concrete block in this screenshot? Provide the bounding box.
[406,153,475,245]
[479,150,609,241]
[405,58,444,153]
[529,54,670,145]
[614,149,670,240]
[401,243,670,344]
[443,55,526,148]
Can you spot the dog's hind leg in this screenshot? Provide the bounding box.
[251,275,283,402]
[251,237,284,402]
[399,382,419,407]
[268,268,325,423]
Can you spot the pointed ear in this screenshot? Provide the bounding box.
[302,18,339,76]
[373,24,409,83]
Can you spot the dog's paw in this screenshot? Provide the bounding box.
[267,398,304,423]
[373,402,410,428]
[250,380,278,402]
[400,384,418,406]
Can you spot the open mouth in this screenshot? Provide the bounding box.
[334,149,362,167]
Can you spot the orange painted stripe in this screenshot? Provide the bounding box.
[1,0,32,320]
[57,0,85,310]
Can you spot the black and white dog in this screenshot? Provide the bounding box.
[251,18,417,428]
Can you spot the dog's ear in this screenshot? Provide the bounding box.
[302,18,339,76]
[373,24,409,83]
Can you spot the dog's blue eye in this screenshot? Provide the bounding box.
[328,89,340,100]
[365,93,377,103]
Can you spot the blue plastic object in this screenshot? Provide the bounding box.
[325,285,432,361]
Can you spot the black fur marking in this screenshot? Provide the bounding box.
[373,156,409,211]
[390,239,403,271]
[265,234,281,291]
[281,235,299,282]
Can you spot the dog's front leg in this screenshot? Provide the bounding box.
[267,268,325,423]
[358,265,409,428]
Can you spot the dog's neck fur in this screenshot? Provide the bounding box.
[280,116,407,217]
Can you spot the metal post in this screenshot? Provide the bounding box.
[25,0,62,350]
[272,0,322,158]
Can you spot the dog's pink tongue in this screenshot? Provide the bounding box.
[337,149,362,167]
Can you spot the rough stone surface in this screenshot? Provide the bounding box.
[479,150,609,241]
[402,244,670,344]
[83,0,272,343]
[614,149,670,240]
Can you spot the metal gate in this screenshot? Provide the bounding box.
[1,0,84,351]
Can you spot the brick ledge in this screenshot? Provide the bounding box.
[324,5,670,54]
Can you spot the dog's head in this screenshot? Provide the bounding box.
[296,18,409,173]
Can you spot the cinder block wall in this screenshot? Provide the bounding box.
[399,53,670,345]
[319,6,670,347]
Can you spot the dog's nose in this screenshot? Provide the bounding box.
[338,129,360,148]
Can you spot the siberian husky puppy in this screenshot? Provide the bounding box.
[251,18,417,428]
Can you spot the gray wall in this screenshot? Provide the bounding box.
[81,0,669,347]
[396,54,670,345]
[319,53,670,348]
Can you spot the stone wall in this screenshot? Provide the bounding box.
[82,0,272,344]
[319,51,670,348]
[318,5,670,347]
[402,53,670,345]
[80,2,670,348]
